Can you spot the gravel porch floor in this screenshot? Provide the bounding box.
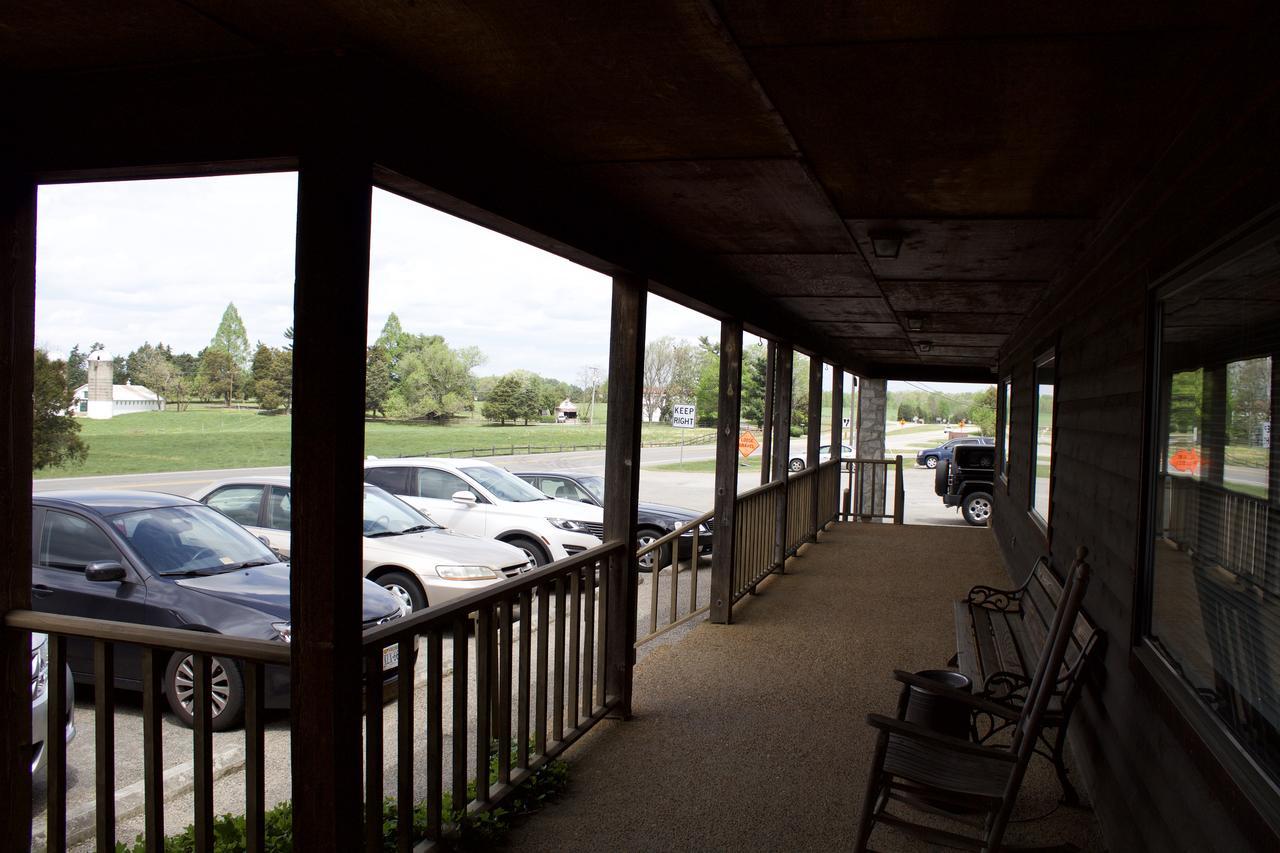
[509,522,1106,853]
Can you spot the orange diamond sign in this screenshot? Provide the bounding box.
[738,430,760,458]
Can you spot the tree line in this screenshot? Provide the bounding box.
[889,387,997,435]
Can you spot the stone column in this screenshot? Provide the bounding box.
[856,377,888,520]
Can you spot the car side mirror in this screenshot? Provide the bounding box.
[452,490,478,505]
[257,535,274,549]
[85,561,126,582]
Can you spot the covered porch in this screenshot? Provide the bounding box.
[510,522,1101,852]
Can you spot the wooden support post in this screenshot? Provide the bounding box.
[807,357,823,541]
[760,340,776,486]
[0,165,35,853]
[772,346,793,570]
[831,369,844,460]
[603,274,645,718]
[710,320,743,624]
[290,147,371,852]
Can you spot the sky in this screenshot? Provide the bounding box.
[34,171,985,392]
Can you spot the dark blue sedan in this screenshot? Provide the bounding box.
[915,436,995,469]
[31,490,406,730]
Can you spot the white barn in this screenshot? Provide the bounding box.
[72,351,164,418]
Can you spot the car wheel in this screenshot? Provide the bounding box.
[507,536,548,567]
[962,492,994,526]
[165,652,245,732]
[378,570,427,612]
[635,527,671,573]
[934,460,951,498]
[924,455,939,469]
[788,457,805,472]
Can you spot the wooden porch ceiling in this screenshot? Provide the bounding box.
[1,1,1260,379]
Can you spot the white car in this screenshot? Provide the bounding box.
[31,632,75,778]
[363,457,603,566]
[788,443,854,472]
[192,477,534,612]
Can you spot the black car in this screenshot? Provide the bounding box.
[935,444,996,526]
[511,471,713,570]
[31,491,406,731]
[915,436,995,469]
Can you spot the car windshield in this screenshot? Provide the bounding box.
[364,486,441,536]
[110,505,278,576]
[578,475,605,504]
[461,466,549,502]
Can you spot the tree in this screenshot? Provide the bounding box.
[642,338,676,421]
[64,344,89,390]
[210,303,252,374]
[578,366,603,424]
[515,378,542,425]
[969,386,998,436]
[740,343,769,426]
[694,356,720,426]
[130,344,183,410]
[255,348,293,412]
[365,346,392,417]
[395,338,485,421]
[33,351,87,470]
[482,375,521,424]
[198,348,237,406]
[376,313,407,381]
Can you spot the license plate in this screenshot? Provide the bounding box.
[382,645,398,671]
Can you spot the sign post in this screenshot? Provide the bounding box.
[672,404,696,464]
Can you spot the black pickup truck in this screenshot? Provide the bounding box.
[935,443,996,526]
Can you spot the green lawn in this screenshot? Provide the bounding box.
[36,409,713,478]
[649,456,764,474]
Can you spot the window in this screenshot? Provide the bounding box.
[204,485,265,526]
[39,511,121,570]
[1000,378,1012,481]
[364,466,409,495]
[415,468,475,501]
[1030,352,1056,525]
[267,487,292,530]
[1146,235,1280,793]
[537,476,594,504]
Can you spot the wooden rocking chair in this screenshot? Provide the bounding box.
[855,548,1092,853]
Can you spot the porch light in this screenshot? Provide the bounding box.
[905,315,925,332]
[869,230,904,259]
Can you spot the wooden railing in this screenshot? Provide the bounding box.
[359,540,625,851]
[5,610,291,853]
[731,480,785,604]
[838,457,904,524]
[1162,474,1275,595]
[635,509,712,647]
[785,466,818,554]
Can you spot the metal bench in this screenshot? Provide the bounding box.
[952,551,1103,805]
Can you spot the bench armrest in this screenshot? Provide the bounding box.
[965,585,1022,610]
[866,713,1018,762]
[892,670,1021,720]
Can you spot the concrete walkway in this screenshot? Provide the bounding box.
[509,523,1105,852]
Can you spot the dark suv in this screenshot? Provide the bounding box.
[935,444,996,525]
[915,436,994,469]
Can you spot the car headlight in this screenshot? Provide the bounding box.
[31,637,49,701]
[547,517,590,533]
[436,565,499,580]
[271,621,292,644]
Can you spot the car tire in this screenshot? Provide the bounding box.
[962,491,994,526]
[164,652,245,732]
[924,455,939,469]
[788,457,805,472]
[506,536,548,567]
[635,527,671,573]
[934,460,951,497]
[378,570,427,612]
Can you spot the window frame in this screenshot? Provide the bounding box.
[1136,212,1280,836]
[1028,348,1058,535]
[998,376,1012,489]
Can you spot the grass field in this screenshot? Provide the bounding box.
[36,409,713,478]
[649,455,764,474]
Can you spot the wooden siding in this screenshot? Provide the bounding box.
[993,21,1280,852]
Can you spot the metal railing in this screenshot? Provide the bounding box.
[5,610,291,853]
[1162,474,1275,594]
[838,457,904,524]
[635,509,712,647]
[732,480,785,603]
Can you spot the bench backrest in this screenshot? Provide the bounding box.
[1021,557,1100,687]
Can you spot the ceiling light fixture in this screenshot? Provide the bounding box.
[869,229,904,259]
[905,315,924,332]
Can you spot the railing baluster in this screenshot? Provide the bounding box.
[497,600,513,786]
[582,562,596,718]
[244,661,265,853]
[517,592,531,770]
[690,527,699,612]
[668,545,679,626]
[553,579,566,743]
[47,633,67,853]
[568,569,581,730]
[397,637,414,853]
[192,653,213,853]
[595,562,607,711]
[648,543,660,635]
[363,647,383,853]
[475,606,492,804]
[426,630,443,842]
[536,584,550,755]
[142,647,165,853]
[451,615,469,819]
[94,640,115,852]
